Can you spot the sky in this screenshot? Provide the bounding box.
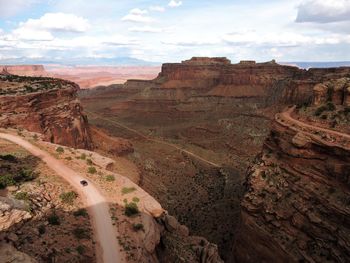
[0,0,350,63]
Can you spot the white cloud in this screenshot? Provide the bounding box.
[296,0,350,23]
[11,28,54,41]
[128,26,163,33]
[18,13,90,33]
[122,9,154,23]
[222,31,346,47]
[130,8,148,15]
[149,6,165,12]
[168,0,182,8]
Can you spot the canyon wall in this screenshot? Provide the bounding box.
[233,110,350,262]
[0,76,93,149]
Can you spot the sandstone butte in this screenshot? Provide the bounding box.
[1,57,350,262]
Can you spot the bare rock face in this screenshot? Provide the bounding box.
[91,127,133,155]
[0,242,38,263]
[313,83,329,106]
[156,58,302,97]
[0,197,31,232]
[156,213,223,263]
[233,113,350,262]
[313,77,350,106]
[0,76,93,149]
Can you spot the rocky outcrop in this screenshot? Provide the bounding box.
[156,213,223,263]
[0,76,93,149]
[0,65,47,77]
[156,57,302,96]
[233,110,350,262]
[0,242,38,263]
[0,197,31,232]
[313,78,350,106]
[91,127,133,156]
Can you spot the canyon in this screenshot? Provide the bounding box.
[1,57,350,262]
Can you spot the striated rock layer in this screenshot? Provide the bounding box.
[233,109,350,262]
[0,76,93,149]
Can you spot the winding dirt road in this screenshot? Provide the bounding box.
[0,133,123,263]
[279,107,350,140]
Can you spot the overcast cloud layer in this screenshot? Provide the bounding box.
[0,0,349,63]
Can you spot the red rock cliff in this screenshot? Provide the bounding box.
[0,76,93,149]
[233,109,350,262]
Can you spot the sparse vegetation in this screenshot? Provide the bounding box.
[65,156,72,161]
[80,153,87,160]
[14,191,29,200]
[122,187,136,195]
[73,227,90,239]
[0,169,37,189]
[76,245,85,255]
[38,225,46,235]
[56,146,64,154]
[59,191,78,205]
[124,202,139,217]
[106,175,115,182]
[48,213,60,225]
[0,154,17,162]
[132,197,140,203]
[132,223,144,231]
[73,208,88,218]
[86,158,93,165]
[87,166,97,174]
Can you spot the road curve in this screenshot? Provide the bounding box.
[280,107,350,140]
[0,133,123,263]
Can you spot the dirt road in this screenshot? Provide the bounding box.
[0,132,123,263]
[279,107,350,140]
[86,110,221,168]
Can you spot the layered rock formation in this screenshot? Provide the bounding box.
[0,75,92,149]
[313,78,350,106]
[233,108,350,262]
[81,57,350,261]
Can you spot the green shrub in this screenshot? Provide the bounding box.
[86,159,93,165]
[59,191,78,205]
[48,213,60,225]
[321,114,328,120]
[124,202,139,217]
[0,154,17,162]
[327,87,333,101]
[33,134,38,141]
[106,175,115,182]
[87,166,97,174]
[80,153,86,160]
[76,245,85,255]
[326,102,335,111]
[56,147,64,154]
[0,174,16,189]
[132,223,144,231]
[73,208,88,218]
[73,228,89,239]
[14,191,29,200]
[315,106,327,116]
[132,197,140,203]
[38,225,46,235]
[122,187,136,195]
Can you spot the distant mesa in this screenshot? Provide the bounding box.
[0,65,47,77]
[182,57,232,65]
